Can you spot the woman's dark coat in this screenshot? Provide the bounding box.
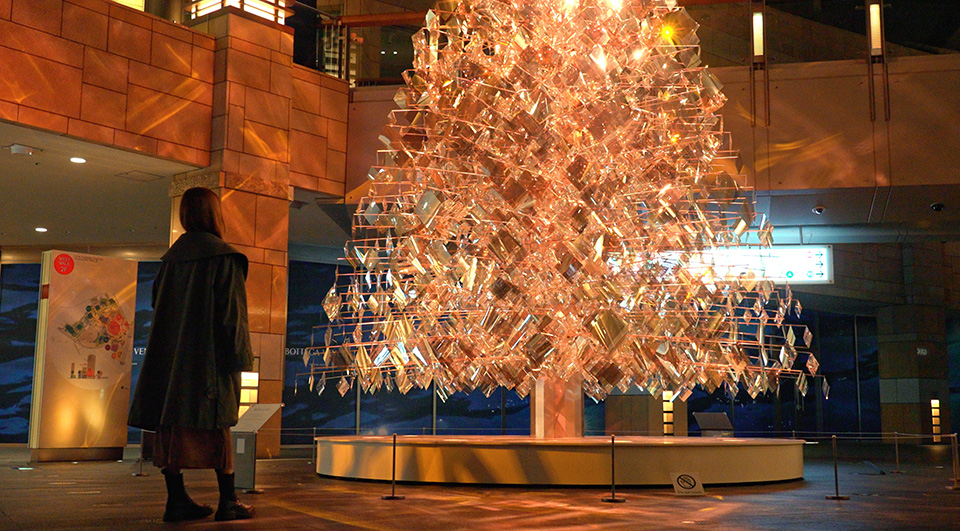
[128,231,254,431]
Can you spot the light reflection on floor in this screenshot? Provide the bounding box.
[0,444,958,530]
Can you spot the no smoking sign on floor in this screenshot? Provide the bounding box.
[671,472,706,496]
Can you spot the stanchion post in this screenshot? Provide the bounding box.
[133,433,148,477]
[825,435,849,500]
[382,433,405,500]
[601,434,626,503]
[890,431,903,474]
[950,433,959,491]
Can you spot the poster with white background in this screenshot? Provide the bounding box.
[29,251,136,455]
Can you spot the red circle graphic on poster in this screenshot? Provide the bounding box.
[54,254,75,275]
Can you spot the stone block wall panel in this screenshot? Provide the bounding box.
[254,195,289,250]
[0,46,82,117]
[242,120,288,162]
[0,0,213,166]
[114,129,158,152]
[320,86,348,123]
[151,32,194,76]
[269,265,287,335]
[246,87,289,129]
[18,106,69,133]
[288,64,347,196]
[292,77,321,114]
[82,46,128,92]
[67,118,114,144]
[245,261,273,334]
[108,17,152,62]
[12,0,63,35]
[0,18,83,64]
[80,84,126,129]
[220,188,257,246]
[259,333,284,380]
[62,2,108,49]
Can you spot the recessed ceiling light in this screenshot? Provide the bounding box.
[35,227,48,233]
[70,157,86,164]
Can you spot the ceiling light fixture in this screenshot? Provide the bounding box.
[70,157,87,164]
[35,227,48,233]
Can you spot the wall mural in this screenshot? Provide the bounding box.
[0,264,41,443]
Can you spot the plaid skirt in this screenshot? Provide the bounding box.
[154,426,233,470]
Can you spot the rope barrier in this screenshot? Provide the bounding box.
[271,426,946,441]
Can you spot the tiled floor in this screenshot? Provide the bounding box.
[0,441,958,530]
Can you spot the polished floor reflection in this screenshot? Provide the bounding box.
[0,443,957,530]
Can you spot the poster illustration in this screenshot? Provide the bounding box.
[29,251,137,460]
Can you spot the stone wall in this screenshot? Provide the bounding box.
[289,64,349,197]
[0,0,213,167]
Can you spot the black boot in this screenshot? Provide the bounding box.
[214,471,254,521]
[162,470,213,522]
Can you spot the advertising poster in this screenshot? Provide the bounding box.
[28,251,136,460]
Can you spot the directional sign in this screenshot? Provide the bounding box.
[670,245,833,285]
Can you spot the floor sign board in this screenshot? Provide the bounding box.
[28,251,137,461]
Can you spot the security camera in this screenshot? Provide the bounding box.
[812,205,825,215]
[931,202,945,212]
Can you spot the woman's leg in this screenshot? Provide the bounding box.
[161,467,213,522]
[214,468,254,521]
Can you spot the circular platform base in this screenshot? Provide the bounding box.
[315,435,804,486]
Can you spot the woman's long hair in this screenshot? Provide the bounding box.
[179,187,225,239]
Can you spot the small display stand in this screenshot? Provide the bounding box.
[693,412,734,437]
[231,404,281,492]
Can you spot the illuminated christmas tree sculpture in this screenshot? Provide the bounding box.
[316,0,817,403]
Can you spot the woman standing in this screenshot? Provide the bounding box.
[129,187,255,522]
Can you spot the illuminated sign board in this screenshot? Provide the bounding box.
[113,0,145,10]
[679,245,833,285]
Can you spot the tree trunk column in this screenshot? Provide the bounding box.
[531,376,583,438]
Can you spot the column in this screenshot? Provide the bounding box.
[878,242,952,443]
[175,7,294,457]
